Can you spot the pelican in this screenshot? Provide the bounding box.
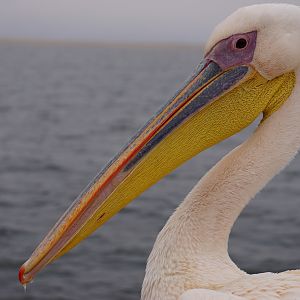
[19,3,300,299]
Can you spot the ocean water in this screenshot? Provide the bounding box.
[0,42,299,300]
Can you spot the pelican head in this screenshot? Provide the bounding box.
[19,3,300,285]
[206,4,300,79]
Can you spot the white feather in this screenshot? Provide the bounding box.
[180,289,246,300]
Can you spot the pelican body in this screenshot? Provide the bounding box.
[19,4,300,299]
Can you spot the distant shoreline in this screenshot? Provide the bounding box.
[0,37,203,49]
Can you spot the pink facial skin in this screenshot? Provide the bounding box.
[206,31,257,71]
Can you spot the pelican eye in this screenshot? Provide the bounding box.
[235,38,248,49]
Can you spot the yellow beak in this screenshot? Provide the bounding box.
[19,57,295,285]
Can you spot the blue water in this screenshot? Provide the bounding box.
[0,42,299,300]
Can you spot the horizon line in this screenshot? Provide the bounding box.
[0,37,204,49]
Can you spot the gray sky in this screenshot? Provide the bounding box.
[0,0,299,44]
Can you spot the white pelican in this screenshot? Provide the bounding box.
[19,3,300,299]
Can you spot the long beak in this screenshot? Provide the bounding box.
[19,56,281,285]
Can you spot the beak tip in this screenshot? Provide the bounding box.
[18,264,32,286]
[18,265,26,285]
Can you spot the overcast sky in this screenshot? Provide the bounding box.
[0,0,298,44]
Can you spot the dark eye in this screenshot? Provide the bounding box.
[235,38,248,49]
